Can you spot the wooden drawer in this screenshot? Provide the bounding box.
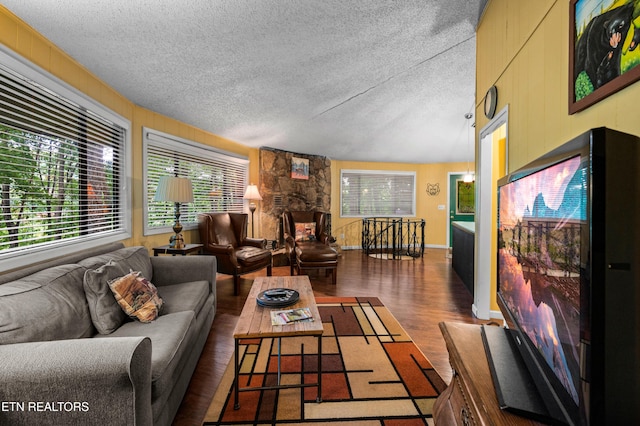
[451,373,476,425]
[434,369,477,425]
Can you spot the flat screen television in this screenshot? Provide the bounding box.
[483,127,639,425]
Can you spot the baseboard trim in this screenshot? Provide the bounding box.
[473,303,505,322]
[338,245,449,251]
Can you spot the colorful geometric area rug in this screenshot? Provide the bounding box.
[204,296,447,425]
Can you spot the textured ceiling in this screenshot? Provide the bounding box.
[2,0,485,163]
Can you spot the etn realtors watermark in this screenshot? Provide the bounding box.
[1,401,90,412]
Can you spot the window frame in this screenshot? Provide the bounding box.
[142,128,249,236]
[340,169,417,218]
[0,46,132,271]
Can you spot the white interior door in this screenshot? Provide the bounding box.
[474,106,508,320]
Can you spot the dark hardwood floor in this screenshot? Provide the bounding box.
[172,248,484,426]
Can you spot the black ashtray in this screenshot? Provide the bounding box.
[256,288,299,307]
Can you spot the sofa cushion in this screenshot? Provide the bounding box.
[96,311,196,406]
[83,260,130,334]
[295,222,316,241]
[79,246,153,281]
[157,281,209,317]
[109,271,163,323]
[0,264,94,344]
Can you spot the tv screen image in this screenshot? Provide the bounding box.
[498,155,585,407]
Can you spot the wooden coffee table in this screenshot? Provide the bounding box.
[233,275,323,409]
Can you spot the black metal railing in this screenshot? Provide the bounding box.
[362,217,425,259]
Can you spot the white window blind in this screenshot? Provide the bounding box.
[143,129,249,235]
[0,51,130,267]
[341,170,416,217]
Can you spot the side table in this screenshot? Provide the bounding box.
[152,243,203,256]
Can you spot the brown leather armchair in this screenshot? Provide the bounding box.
[282,211,338,284]
[198,212,272,295]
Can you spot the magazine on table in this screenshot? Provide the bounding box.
[270,307,314,325]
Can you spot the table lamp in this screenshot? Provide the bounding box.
[154,176,194,249]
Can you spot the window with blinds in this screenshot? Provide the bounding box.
[340,170,416,217]
[0,51,130,267]
[143,128,249,235]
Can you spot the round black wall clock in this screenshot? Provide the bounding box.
[484,85,497,119]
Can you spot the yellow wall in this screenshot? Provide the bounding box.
[488,124,507,311]
[330,160,473,248]
[477,0,640,311]
[477,0,640,169]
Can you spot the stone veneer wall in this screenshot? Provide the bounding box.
[258,147,331,245]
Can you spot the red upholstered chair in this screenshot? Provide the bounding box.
[198,212,272,295]
[282,211,338,284]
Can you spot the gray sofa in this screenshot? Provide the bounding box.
[0,242,216,426]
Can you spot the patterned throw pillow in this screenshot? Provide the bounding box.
[108,271,163,323]
[294,222,316,242]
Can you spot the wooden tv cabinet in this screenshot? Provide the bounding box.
[434,322,544,425]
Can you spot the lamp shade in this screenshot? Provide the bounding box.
[243,184,262,201]
[153,176,194,203]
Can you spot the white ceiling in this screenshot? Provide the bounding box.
[2,0,485,163]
